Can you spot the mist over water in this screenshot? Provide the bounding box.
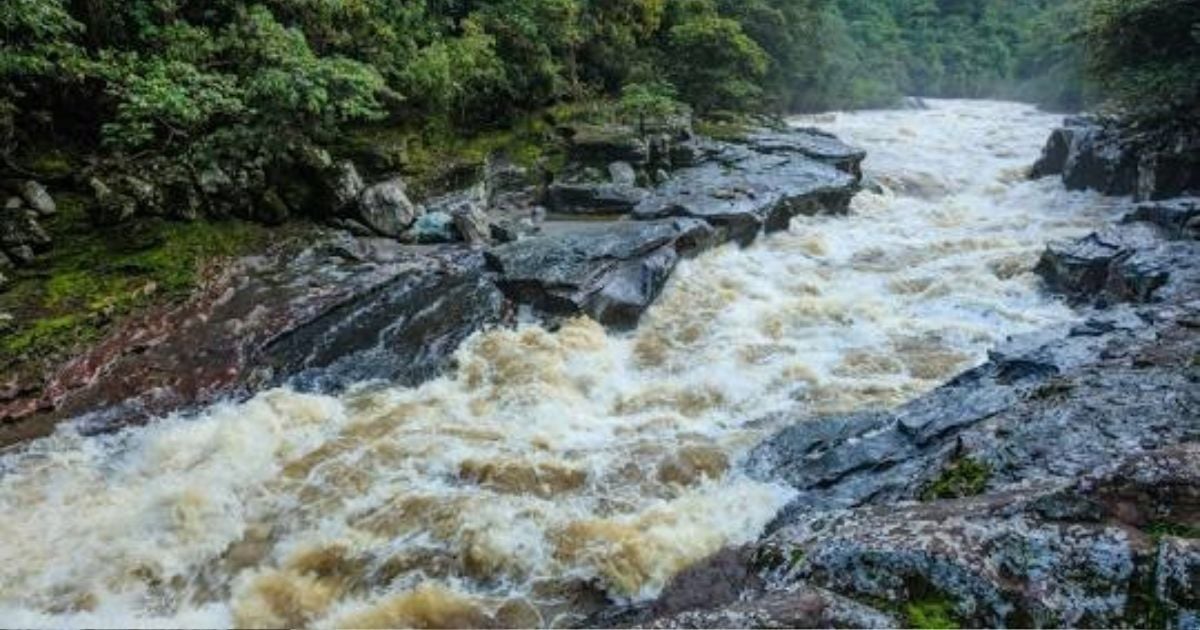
[0,100,1122,628]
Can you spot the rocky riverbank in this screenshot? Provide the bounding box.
[584,126,1200,628]
[0,121,863,448]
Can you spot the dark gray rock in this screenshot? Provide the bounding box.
[1031,126,1076,179]
[742,129,867,181]
[1156,537,1200,626]
[1034,224,1187,304]
[356,177,421,237]
[633,144,857,245]
[18,180,56,216]
[0,206,51,265]
[547,182,648,215]
[1124,197,1200,240]
[485,219,715,329]
[1135,132,1200,201]
[261,250,507,392]
[1062,122,1138,195]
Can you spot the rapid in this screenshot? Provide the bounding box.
[0,100,1123,628]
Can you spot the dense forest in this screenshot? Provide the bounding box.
[2,0,1197,179]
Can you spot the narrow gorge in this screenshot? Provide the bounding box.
[2,99,1194,629]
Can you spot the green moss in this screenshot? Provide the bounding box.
[1146,521,1200,540]
[920,457,992,501]
[0,209,274,368]
[23,150,76,178]
[904,596,961,630]
[695,119,755,142]
[338,110,563,200]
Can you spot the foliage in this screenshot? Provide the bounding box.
[1079,0,1200,124]
[904,596,961,630]
[920,457,991,501]
[618,81,685,132]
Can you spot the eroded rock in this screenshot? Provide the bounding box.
[485,219,715,329]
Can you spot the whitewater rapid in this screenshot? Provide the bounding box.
[0,100,1122,628]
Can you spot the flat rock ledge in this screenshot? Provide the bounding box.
[593,203,1200,628]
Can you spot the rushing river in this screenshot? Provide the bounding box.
[0,100,1122,628]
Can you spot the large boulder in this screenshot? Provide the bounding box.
[485,219,715,329]
[1031,118,1138,196]
[356,177,422,237]
[1030,126,1077,179]
[546,182,649,215]
[633,143,858,245]
[1034,224,1190,304]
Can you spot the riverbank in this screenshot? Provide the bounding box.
[0,100,1167,628]
[0,110,863,447]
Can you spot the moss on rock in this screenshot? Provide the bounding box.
[920,457,992,501]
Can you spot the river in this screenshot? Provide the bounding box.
[0,100,1122,628]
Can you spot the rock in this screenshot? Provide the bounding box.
[0,206,52,265]
[407,211,458,244]
[88,177,137,225]
[18,181,55,216]
[485,153,532,205]
[4,197,22,211]
[1156,537,1200,625]
[490,217,541,244]
[902,96,929,110]
[1124,197,1200,240]
[326,160,364,213]
[1033,118,1151,197]
[741,129,867,181]
[1,242,506,446]
[453,205,491,247]
[633,143,858,245]
[485,219,715,329]
[1135,132,1200,201]
[260,250,506,392]
[564,124,649,165]
[254,188,291,226]
[1030,126,1075,179]
[356,177,421,237]
[1035,225,1181,304]
[546,182,648,215]
[609,161,638,186]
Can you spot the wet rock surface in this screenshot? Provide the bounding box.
[632,141,858,245]
[486,219,714,329]
[619,198,1200,628]
[0,238,507,447]
[1032,117,1200,201]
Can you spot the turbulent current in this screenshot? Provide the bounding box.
[0,101,1122,628]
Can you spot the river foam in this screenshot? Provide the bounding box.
[0,100,1122,628]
